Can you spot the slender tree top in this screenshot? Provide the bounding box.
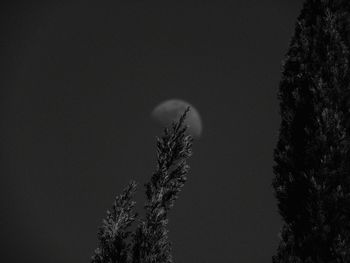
[91,108,193,263]
[132,107,193,263]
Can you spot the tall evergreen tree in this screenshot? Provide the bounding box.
[91,108,193,263]
[273,1,350,262]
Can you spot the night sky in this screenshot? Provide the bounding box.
[1,1,304,262]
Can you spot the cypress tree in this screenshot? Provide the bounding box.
[273,1,350,262]
[91,108,193,263]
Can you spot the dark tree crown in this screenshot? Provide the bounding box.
[273,0,350,262]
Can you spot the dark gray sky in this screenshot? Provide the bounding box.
[1,1,303,262]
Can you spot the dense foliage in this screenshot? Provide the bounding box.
[273,0,350,262]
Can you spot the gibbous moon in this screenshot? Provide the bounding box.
[151,99,202,138]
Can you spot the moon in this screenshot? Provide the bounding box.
[151,99,202,138]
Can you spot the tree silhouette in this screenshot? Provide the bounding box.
[273,0,350,262]
[91,108,193,263]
